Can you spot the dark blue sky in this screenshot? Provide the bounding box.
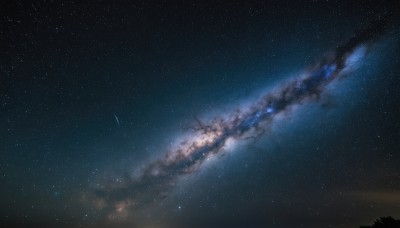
[1,1,399,227]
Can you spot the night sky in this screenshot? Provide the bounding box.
[1,1,400,228]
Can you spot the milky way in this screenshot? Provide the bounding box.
[93,18,390,218]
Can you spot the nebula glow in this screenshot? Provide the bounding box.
[92,18,389,219]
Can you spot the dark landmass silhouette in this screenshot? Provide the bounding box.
[360,216,400,228]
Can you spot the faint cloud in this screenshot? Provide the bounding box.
[349,190,400,205]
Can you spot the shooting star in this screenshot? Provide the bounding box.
[113,114,120,126]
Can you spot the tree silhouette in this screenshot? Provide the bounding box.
[360,216,400,228]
